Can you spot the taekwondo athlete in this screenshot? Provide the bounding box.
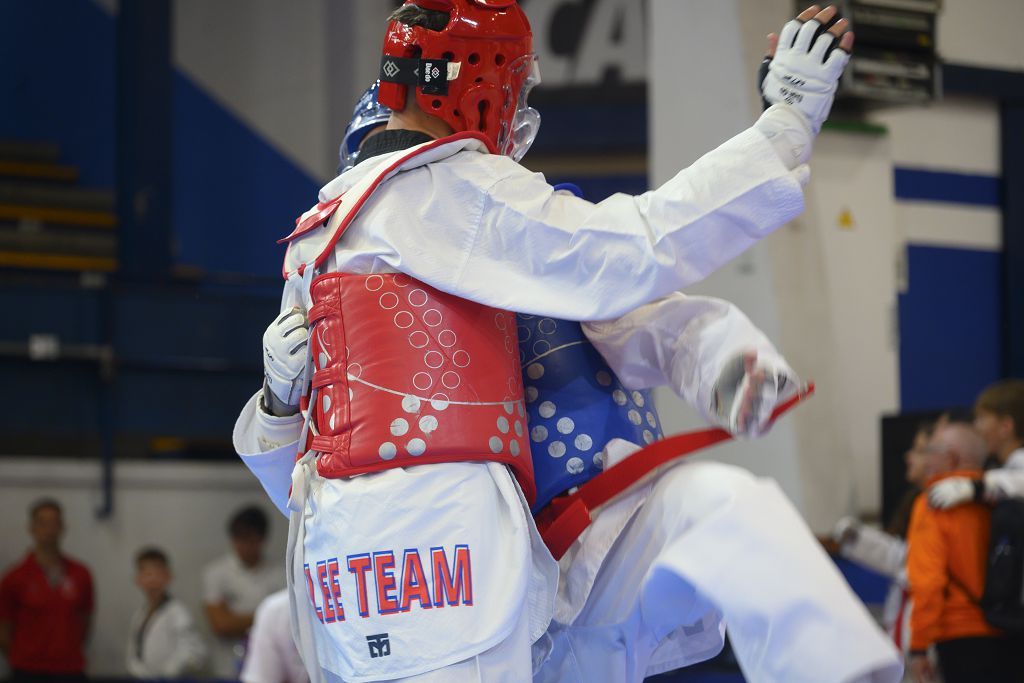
[234,2,901,681]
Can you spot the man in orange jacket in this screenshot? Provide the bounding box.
[906,422,1015,683]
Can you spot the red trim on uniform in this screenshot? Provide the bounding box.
[893,587,909,649]
[280,131,493,281]
[310,131,492,271]
[536,384,816,560]
[279,195,345,245]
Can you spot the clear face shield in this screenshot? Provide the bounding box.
[505,55,542,162]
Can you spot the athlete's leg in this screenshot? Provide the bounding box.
[539,461,902,683]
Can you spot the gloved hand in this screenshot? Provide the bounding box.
[927,477,980,510]
[712,350,800,439]
[760,5,853,134]
[262,307,309,417]
[832,516,861,546]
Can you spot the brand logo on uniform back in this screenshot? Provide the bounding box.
[367,633,391,658]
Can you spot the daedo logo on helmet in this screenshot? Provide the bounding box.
[377,0,541,162]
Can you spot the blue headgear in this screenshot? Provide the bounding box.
[338,81,392,173]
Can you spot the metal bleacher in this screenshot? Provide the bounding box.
[0,139,117,273]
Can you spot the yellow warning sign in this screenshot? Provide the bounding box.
[838,207,856,231]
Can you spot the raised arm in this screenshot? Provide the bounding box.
[582,293,799,437]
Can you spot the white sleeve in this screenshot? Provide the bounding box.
[362,122,804,321]
[581,293,792,425]
[160,604,208,676]
[240,596,287,683]
[838,524,907,580]
[984,467,1024,500]
[202,562,225,606]
[233,391,303,518]
[125,611,147,677]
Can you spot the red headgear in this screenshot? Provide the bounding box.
[378,0,540,160]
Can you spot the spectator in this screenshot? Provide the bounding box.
[203,506,284,678]
[928,379,1024,508]
[0,499,93,682]
[240,589,308,683]
[907,422,1015,683]
[126,547,206,678]
[833,419,938,653]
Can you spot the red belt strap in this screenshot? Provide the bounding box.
[535,383,815,560]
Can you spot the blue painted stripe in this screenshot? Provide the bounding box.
[894,168,1001,207]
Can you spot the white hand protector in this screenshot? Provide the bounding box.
[713,350,799,439]
[832,516,861,545]
[761,18,851,134]
[262,307,309,414]
[927,477,978,510]
[982,468,1024,502]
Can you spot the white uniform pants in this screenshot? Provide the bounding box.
[286,456,556,683]
[286,456,901,683]
[536,461,904,683]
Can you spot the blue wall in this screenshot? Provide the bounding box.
[898,245,1003,411]
[0,0,116,186]
[0,0,319,278]
[172,71,319,278]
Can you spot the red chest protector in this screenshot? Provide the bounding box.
[282,133,535,503]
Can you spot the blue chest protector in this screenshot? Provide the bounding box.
[518,314,664,512]
[519,184,665,512]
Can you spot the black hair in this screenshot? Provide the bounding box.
[29,498,62,520]
[136,547,170,568]
[389,4,450,32]
[228,505,269,539]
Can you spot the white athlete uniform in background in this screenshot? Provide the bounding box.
[835,518,913,653]
[202,552,285,677]
[234,103,901,682]
[242,589,311,683]
[125,597,207,678]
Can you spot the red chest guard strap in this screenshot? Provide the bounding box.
[307,272,535,503]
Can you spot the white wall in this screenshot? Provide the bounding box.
[173,0,395,182]
[649,0,1012,530]
[0,459,288,677]
[939,0,1024,72]
[871,97,1002,252]
[651,0,917,530]
[649,0,808,514]
[129,0,1023,185]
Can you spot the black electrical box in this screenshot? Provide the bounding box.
[802,0,942,103]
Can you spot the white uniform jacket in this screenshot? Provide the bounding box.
[241,590,309,683]
[984,448,1024,499]
[234,114,810,681]
[125,597,207,678]
[235,115,805,517]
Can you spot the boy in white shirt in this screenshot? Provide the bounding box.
[126,548,206,678]
[202,506,285,678]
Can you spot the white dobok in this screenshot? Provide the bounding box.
[234,104,902,683]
